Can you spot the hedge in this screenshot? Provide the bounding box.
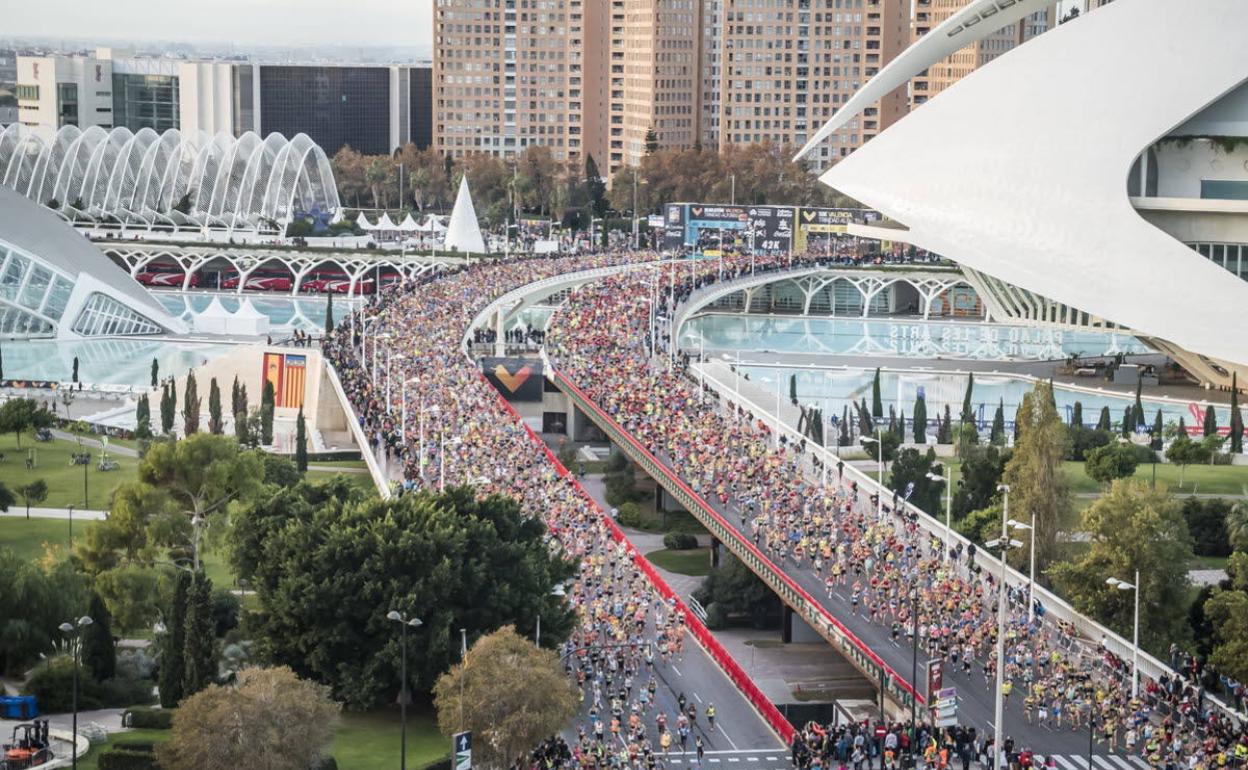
[98,748,160,770]
[663,532,699,550]
[125,708,174,729]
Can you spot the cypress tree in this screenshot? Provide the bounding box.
[261,380,276,445]
[938,404,953,443]
[1179,417,1188,437]
[160,382,176,434]
[237,383,249,420]
[135,393,152,439]
[0,342,4,380]
[1133,378,1145,429]
[887,405,897,437]
[182,573,216,698]
[1072,401,1083,428]
[789,373,798,405]
[1013,405,1023,443]
[159,570,191,707]
[913,394,927,444]
[991,398,1006,445]
[183,371,200,435]
[839,406,850,447]
[295,406,308,472]
[1096,406,1112,432]
[234,410,250,446]
[1121,406,1133,438]
[208,377,223,435]
[230,375,241,417]
[72,356,79,383]
[898,409,907,444]
[150,357,159,388]
[325,291,335,333]
[1151,409,1164,451]
[1204,405,1218,437]
[858,398,873,436]
[1231,373,1243,454]
[961,372,975,423]
[81,592,115,680]
[871,368,883,418]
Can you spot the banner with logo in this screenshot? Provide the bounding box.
[481,357,544,402]
[795,207,859,252]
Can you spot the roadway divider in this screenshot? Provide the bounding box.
[548,368,924,714]
[477,372,797,744]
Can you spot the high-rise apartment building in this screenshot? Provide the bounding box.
[433,0,607,166]
[909,0,1054,109]
[713,0,911,165]
[606,0,704,175]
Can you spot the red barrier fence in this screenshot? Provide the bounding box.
[551,370,923,709]
[479,373,797,743]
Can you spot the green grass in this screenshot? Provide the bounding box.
[308,468,379,493]
[309,459,368,469]
[1063,461,1248,496]
[199,546,237,589]
[647,547,713,576]
[331,709,447,770]
[0,515,97,558]
[1190,554,1230,571]
[76,728,171,770]
[0,436,138,509]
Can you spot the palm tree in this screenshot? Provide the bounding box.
[1227,502,1248,553]
[365,157,392,210]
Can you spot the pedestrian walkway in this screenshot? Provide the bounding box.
[0,507,107,520]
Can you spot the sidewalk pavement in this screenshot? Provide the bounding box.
[1,507,108,520]
[50,429,140,457]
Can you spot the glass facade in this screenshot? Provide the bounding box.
[259,66,391,155]
[70,293,163,336]
[1192,242,1248,280]
[410,67,433,150]
[112,73,180,132]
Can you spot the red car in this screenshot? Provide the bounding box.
[220,272,294,291]
[136,270,197,288]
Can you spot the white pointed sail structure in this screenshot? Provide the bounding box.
[444,175,486,254]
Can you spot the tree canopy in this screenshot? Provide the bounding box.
[233,482,577,708]
[1002,381,1073,573]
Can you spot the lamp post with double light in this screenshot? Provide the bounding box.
[1106,571,1141,698]
[925,466,954,563]
[387,611,423,770]
[58,615,94,770]
[984,483,1027,759]
[860,435,884,520]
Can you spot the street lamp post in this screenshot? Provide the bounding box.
[1004,515,1036,623]
[925,468,954,563]
[860,435,884,520]
[386,611,424,770]
[985,484,1026,758]
[909,587,919,746]
[1107,571,1141,698]
[58,615,94,770]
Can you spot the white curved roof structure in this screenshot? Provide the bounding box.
[0,125,340,232]
[0,186,186,338]
[817,0,1248,367]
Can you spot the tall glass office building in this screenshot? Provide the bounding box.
[259,66,391,155]
[112,73,180,133]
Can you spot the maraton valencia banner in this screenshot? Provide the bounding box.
[481,357,544,402]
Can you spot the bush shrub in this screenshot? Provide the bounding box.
[309,755,340,770]
[98,748,160,770]
[126,707,175,729]
[663,532,698,550]
[100,676,155,708]
[616,502,643,528]
[704,602,728,630]
[1183,497,1233,557]
[25,658,104,712]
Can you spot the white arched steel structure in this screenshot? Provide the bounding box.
[0,125,340,233]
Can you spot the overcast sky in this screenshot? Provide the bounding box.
[6,0,434,49]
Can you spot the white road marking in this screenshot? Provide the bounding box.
[747,757,760,762]
[672,664,684,677]
[717,724,740,751]
[694,692,704,703]
[728,759,740,763]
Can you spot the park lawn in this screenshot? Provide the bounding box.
[332,709,447,770]
[199,546,237,590]
[309,458,368,469]
[1062,460,1248,496]
[0,436,138,510]
[1191,554,1230,571]
[76,728,171,770]
[647,547,713,577]
[308,468,379,493]
[0,515,97,558]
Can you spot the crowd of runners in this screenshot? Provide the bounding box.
[544,254,1248,769]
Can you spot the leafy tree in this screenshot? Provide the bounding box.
[863,430,901,464]
[1204,405,1218,437]
[135,393,152,440]
[151,358,159,388]
[1096,406,1112,432]
[888,447,941,515]
[912,394,927,444]
[693,553,778,629]
[1204,553,1248,683]
[1068,425,1113,462]
[433,627,577,770]
[1071,401,1083,428]
[183,371,201,435]
[1084,443,1140,485]
[295,406,308,473]
[1002,381,1073,572]
[871,368,883,418]
[159,570,191,707]
[183,572,216,697]
[81,592,116,680]
[1229,503,1248,553]
[16,478,47,519]
[207,378,223,435]
[1049,480,1193,654]
[990,399,1006,446]
[603,450,643,505]
[159,666,339,770]
[952,444,1009,520]
[1182,497,1233,558]
[260,380,275,445]
[1165,435,1208,486]
[0,550,90,675]
[0,398,53,449]
[93,563,163,633]
[235,484,576,708]
[644,128,659,155]
[957,502,1002,545]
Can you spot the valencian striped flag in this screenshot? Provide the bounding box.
[282,355,307,409]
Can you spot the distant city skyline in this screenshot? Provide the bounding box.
[4,0,434,50]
